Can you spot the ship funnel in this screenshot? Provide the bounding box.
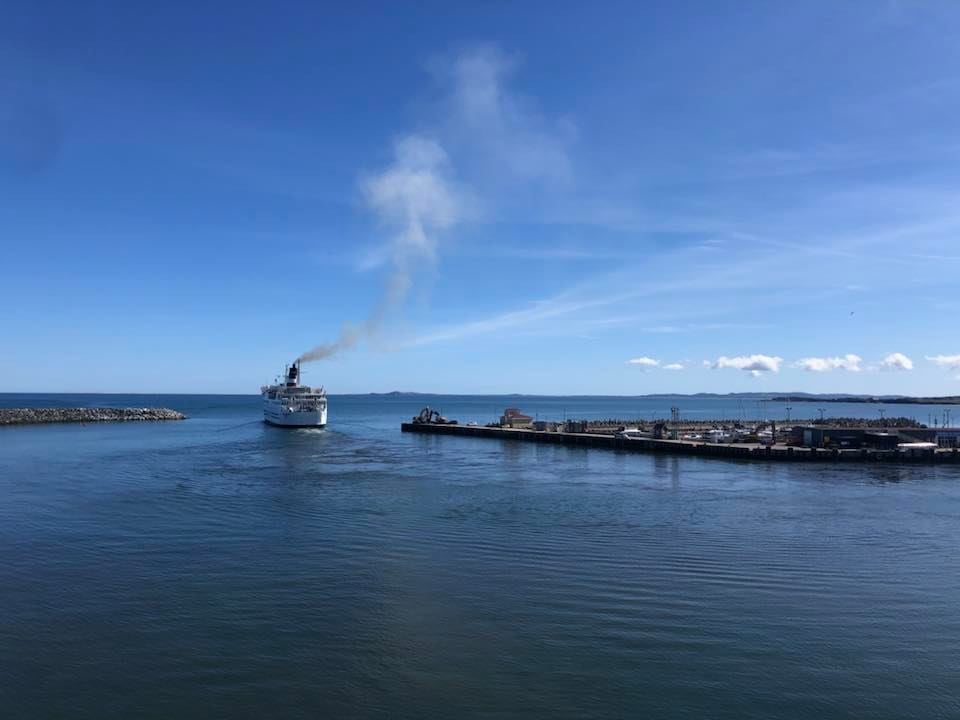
[286,361,299,387]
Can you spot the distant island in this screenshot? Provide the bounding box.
[770,395,960,405]
[366,391,431,397]
[364,391,960,404]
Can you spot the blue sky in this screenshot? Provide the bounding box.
[3,1,960,394]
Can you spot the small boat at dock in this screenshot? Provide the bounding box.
[615,428,651,439]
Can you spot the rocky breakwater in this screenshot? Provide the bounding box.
[0,408,187,426]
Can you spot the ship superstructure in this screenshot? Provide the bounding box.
[261,361,328,427]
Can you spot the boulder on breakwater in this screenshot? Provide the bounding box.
[0,408,187,426]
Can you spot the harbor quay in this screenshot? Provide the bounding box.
[401,420,960,464]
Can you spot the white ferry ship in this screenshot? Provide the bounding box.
[261,361,328,427]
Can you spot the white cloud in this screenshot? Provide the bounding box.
[663,363,685,370]
[712,354,783,374]
[880,352,914,371]
[794,354,863,372]
[627,356,660,368]
[927,354,960,370]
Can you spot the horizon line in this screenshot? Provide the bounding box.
[1,390,958,401]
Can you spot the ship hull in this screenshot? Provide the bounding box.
[264,418,327,428]
[263,403,328,428]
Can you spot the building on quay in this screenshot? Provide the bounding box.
[794,425,960,449]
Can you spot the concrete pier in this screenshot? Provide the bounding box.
[0,408,187,426]
[401,422,960,464]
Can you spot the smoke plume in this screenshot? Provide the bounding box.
[298,46,573,362]
[298,135,463,362]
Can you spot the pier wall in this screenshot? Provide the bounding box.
[401,423,960,464]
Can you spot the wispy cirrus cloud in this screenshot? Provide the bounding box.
[408,294,615,346]
[406,236,840,347]
[639,322,775,334]
[723,139,960,183]
[401,119,960,365]
[408,178,960,349]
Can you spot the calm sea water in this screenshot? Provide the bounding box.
[2,393,960,719]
